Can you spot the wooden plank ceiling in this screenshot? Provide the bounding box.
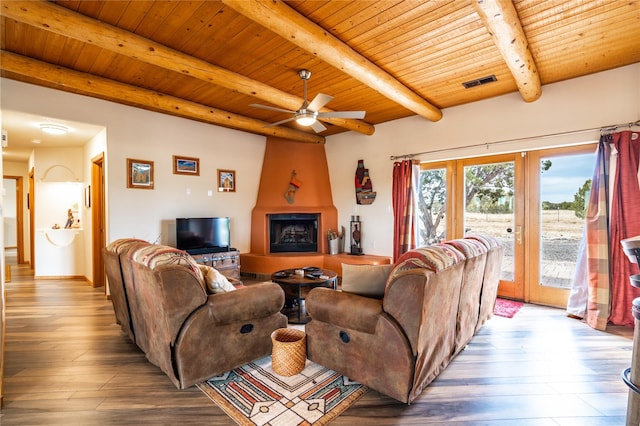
[1,0,639,143]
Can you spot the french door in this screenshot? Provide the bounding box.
[419,144,597,307]
[457,154,524,299]
[526,145,596,306]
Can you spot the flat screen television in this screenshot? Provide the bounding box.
[176,217,231,254]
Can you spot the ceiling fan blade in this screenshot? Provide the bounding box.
[311,120,327,133]
[250,103,297,114]
[264,117,297,128]
[317,110,366,119]
[307,93,333,112]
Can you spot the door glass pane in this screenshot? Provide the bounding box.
[539,153,595,288]
[418,167,447,246]
[464,161,515,281]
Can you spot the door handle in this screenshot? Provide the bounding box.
[506,226,523,244]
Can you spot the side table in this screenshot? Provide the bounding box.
[271,267,337,324]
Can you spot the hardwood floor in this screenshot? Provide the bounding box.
[1,262,635,425]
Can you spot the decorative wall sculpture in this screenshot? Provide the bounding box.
[355,159,376,204]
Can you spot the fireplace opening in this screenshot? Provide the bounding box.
[269,213,319,253]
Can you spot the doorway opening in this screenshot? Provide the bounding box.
[2,176,24,267]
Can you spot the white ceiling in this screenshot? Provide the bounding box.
[1,109,105,162]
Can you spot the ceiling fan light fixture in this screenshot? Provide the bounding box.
[40,123,68,135]
[251,69,364,133]
[295,111,317,126]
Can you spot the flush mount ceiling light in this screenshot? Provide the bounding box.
[295,110,318,126]
[40,123,68,135]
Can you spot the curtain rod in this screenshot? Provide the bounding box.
[389,119,640,161]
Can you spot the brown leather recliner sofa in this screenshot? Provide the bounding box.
[306,235,503,403]
[104,239,287,389]
[103,238,151,346]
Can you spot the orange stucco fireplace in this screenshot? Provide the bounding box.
[240,136,392,276]
[240,137,338,274]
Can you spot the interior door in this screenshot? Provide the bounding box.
[28,169,34,270]
[526,144,597,307]
[457,154,525,299]
[91,154,105,289]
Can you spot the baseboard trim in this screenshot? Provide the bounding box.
[33,275,86,280]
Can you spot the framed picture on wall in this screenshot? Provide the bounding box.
[173,155,200,176]
[217,169,236,192]
[127,158,154,189]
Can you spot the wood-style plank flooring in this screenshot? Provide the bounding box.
[0,261,635,425]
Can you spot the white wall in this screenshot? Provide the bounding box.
[326,63,640,257]
[1,79,267,279]
[34,185,83,278]
[34,147,84,227]
[102,105,265,249]
[31,147,84,277]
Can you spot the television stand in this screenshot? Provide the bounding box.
[190,249,240,281]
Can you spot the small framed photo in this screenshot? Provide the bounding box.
[173,155,200,176]
[217,169,236,192]
[127,158,154,189]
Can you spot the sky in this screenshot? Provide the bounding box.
[540,152,596,203]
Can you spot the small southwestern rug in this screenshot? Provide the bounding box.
[494,298,524,318]
[197,356,368,426]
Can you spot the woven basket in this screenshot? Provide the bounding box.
[271,328,306,376]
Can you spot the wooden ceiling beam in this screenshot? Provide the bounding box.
[222,0,443,122]
[473,0,542,102]
[0,0,374,135]
[0,51,325,144]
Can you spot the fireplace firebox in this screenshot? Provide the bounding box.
[269,213,319,253]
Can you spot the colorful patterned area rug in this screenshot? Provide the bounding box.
[197,356,368,426]
[494,298,524,318]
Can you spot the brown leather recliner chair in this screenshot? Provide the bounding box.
[121,243,287,389]
[306,236,503,403]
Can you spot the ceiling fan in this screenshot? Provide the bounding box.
[250,69,366,133]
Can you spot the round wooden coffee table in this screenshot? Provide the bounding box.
[271,267,337,324]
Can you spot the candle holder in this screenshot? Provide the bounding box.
[350,215,363,255]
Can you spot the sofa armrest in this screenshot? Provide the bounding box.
[306,288,414,403]
[307,287,382,334]
[173,282,287,389]
[206,282,284,324]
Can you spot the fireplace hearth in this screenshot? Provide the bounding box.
[269,213,319,253]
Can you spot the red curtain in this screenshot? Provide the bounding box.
[392,160,418,261]
[609,130,640,326]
